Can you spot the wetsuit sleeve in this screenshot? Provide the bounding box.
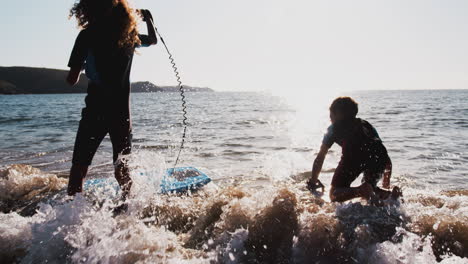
[68,30,88,68]
[322,125,335,148]
[361,119,382,141]
[371,126,381,140]
[137,34,152,48]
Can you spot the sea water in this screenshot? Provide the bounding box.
[0,90,467,263]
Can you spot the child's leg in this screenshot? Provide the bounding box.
[373,187,392,200]
[110,119,133,200]
[363,170,402,200]
[115,162,131,200]
[67,164,88,195]
[330,183,374,202]
[68,111,107,196]
[362,169,391,200]
[329,160,368,202]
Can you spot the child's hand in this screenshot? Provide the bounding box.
[138,9,153,22]
[307,179,325,193]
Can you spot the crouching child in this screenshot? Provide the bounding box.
[308,97,401,203]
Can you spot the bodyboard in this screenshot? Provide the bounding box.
[84,166,211,194]
[160,167,211,194]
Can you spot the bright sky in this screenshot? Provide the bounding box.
[1,0,467,92]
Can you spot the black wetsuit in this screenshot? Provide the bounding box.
[322,118,390,187]
[68,23,153,165]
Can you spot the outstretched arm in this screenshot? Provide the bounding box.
[308,144,329,188]
[382,158,392,189]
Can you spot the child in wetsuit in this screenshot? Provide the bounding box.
[308,97,401,202]
[66,0,157,198]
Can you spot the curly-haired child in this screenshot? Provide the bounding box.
[66,0,157,200]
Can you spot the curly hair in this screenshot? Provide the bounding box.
[69,0,141,49]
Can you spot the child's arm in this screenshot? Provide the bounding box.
[66,31,87,86]
[139,9,157,46]
[308,144,329,188]
[67,67,81,86]
[382,158,392,189]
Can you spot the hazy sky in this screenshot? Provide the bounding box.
[1,0,467,92]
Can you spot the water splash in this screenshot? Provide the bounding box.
[0,164,67,215]
[0,162,466,263]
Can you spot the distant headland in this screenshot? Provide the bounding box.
[0,66,213,94]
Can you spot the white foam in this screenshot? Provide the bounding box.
[0,212,36,261]
[0,160,466,263]
[368,228,467,264]
[0,164,67,201]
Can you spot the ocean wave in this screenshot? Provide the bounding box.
[219,143,255,148]
[0,164,466,263]
[0,164,67,215]
[0,117,34,124]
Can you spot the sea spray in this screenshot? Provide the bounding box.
[0,212,35,263]
[241,189,298,263]
[0,162,467,263]
[0,164,67,215]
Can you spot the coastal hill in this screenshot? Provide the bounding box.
[0,66,213,94]
[131,81,213,93]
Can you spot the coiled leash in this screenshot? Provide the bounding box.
[139,9,188,169]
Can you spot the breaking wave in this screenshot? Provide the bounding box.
[0,156,467,264]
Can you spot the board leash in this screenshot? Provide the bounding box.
[146,11,188,169]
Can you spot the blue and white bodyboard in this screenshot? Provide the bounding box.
[84,166,211,195]
[161,167,211,194]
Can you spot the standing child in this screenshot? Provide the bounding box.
[66,0,157,199]
[308,97,401,203]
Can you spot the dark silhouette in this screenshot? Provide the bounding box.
[66,0,158,200]
[308,97,401,203]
